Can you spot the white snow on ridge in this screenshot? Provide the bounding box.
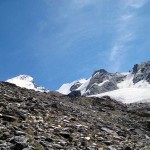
[57,78,88,95]
[77,78,91,95]
[7,75,35,89]
[117,74,134,88]
[117,73,150,89]
[57,83,74,95]
[6,75,47,92]
[98,80,109,86]
[90,88,150,104]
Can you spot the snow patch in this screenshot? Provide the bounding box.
[98,80,109,86]
[118,73,150,88]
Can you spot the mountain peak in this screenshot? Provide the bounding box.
[58,61,150,103]
[11,75,34,82]
[6,75,48,92]
[92,69,108,77]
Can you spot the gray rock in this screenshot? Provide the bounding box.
[84,70,126,95]
[132,61,150,83]
[85,81,118,95]
[0,132,10,140]
[9,136,28,144]
[14,130,26,136]
[52,143,63,149]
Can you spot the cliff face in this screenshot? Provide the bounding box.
[0,82,150,149]
[132,61,150,83]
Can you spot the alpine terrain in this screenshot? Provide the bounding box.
[0,61,149,149]
[58,61,150,103]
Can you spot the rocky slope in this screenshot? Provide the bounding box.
[58,61,150,103]
[0,81,150,149]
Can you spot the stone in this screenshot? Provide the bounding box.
[14,130,26,136]
[45,137,53,143]
[0,114,17,122]
[103,141,112,146]
[11,142,28,150]
[59,131,71,139]
[85,137,90,140]
[52,143,63,149]
[0,132,10,140]
[124,146,132,150]
[9,136,28,144]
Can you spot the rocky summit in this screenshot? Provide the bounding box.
[0,81,150,149]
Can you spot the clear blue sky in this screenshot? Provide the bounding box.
[0,0,150,90]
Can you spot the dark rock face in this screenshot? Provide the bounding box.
[89,69,110,86]
[92,69,108,77]
[85,70,126,95]
[68,90,81,97]
[132,61,150,83]
[0,82,150,149]
[85,81,118,95]
[70,82,82,91]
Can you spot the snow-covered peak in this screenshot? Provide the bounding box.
[58,61,150,103]
[6,75,48,92]
[13,75,34,82]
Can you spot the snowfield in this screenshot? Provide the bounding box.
[90,88,150,103]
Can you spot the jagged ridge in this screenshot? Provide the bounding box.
[58,61,150,103]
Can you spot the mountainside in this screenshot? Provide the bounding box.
[0,81,150,149]
[6,75,48,92]
[58,61,150,103]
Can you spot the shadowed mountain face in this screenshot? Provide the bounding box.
[0,82,150,149]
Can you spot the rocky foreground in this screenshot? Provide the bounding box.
[0,82,150,150]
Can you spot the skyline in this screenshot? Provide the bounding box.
[0,0,150,90]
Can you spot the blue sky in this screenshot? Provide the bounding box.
[0,0,150,90]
